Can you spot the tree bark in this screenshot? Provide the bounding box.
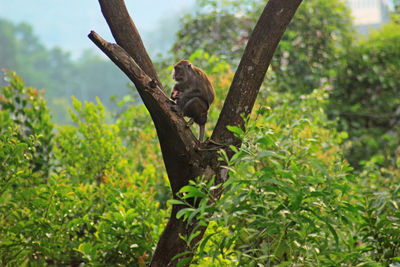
[90,0,303,265]
[98,0,162,89]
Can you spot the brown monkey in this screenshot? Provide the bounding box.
[171,60,215,142]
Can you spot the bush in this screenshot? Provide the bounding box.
[175,88,400,265]
[54,96,128,184]
[0,72,168,266]
[0,70,54,180]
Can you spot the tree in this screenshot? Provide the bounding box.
[89,0,303,265]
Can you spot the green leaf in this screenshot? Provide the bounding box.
[226,125,244,137]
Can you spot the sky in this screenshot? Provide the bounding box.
[0,0,196,58]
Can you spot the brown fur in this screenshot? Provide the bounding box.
[171,60,215,141]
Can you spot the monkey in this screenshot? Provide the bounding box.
[171,60,215,142]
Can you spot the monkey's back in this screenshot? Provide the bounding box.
[173,60,215,127]
[193,68,215,106]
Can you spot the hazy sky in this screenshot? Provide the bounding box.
[0,0,195,57]
[0,0,395,58]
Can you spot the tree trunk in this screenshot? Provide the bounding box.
[89,0,303,265]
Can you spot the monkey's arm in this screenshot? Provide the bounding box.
[171,89,179,100]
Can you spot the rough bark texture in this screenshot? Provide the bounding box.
[90,0,303,265]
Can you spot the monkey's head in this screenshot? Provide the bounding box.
[173,60,193,83]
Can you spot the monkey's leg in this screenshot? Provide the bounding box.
[199,124,205,142]
[182,97,208,141]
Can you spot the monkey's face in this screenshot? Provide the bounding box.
[173,60,192,82]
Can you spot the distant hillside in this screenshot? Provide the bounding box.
[0,0,194,58]
[0,0,197,124]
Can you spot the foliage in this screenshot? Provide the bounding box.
[0,126,37,198]
[174,0,397,172]
[172,8,254,65]
[393,0,400,15]
[0,70,54,179]
[54,96,127,184]
[175,88,400,265]
[354,159,400,262]
[330,21,400,168]
[270,0,353,94]
[2,68,398,266]
[0,72,168,266]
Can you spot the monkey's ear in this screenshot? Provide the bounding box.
[187,63,192,69]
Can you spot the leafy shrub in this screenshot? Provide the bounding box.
[115,95,171,207]
[175,88,400,265]
[352,159,400,262]
[54,96,128,184]
[0,126,37,197]
[0,70,54,179]
[0,72,168,266]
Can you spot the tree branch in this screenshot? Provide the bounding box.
[89,31,154,91]
[212,0,303,145]
[98,0,162,88]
